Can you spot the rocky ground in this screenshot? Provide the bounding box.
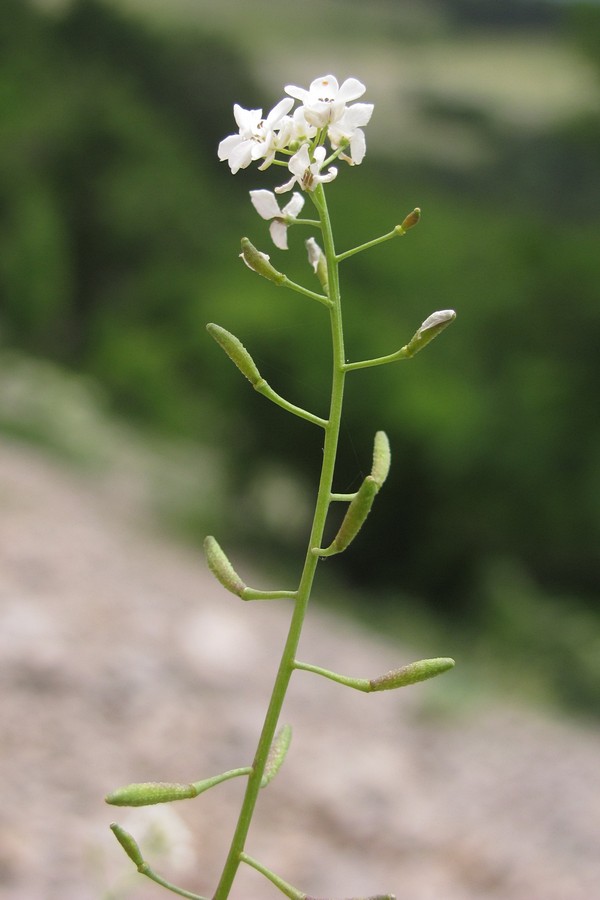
[1,436,599,900]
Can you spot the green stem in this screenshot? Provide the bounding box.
[138,865,209,900]
[282,276,331,306]
[212,182,346,900]
[240,853,304,899]
[343,345,411,372]
[294,659,370,691]
[255,379,328,428]
[336,226,404,262]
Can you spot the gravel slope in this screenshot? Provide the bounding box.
[1,437,598,900]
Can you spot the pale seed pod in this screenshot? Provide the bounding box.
[106,782,197,807]
[261,724,292,788]
[369,657,455,692]
[370,431,391,488]
[204,536,246,597]
[207,323,262,386]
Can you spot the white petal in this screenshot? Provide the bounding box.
[288,145,310,177]
[284,84,310,103]
[269,220,289,250]
[282,192,305,217]
[233,104,262,133]
[217,134,241,162]
[249,190,280,220]
[349,129,366,164]
[228,141,254,173]
[337,78,366,103]
[343,102,374,128]
[308,74,339,100]
[275,175,297,194]
[319,166,338,185]
[265,97,295,127]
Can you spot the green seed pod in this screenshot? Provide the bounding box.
[207,323,262,386]
[370,431,391,488]
[110,823,145,867]
[369,657,455,692]
[261,724,292,788]
[240,237,286,285]
[106,781,197,807]
[321,476,379,556]
[204,535,246,597]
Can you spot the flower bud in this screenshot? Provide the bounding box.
[204,536,247,597]
[320,476,379,556]
[110,823,145,867]
[405,309,456,356]
[207,323,262,386]
[305,237,329,292]
[369,657,455,692]
[106,782,197,807]
[397,207,420,233]
[240,237,286,285]
[370,431,391,488]
[261,724,292,788]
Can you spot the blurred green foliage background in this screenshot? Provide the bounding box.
[2,0,600,713]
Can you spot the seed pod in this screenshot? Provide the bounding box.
[106,782,197,807]
[204,536,246,597]
[207,324,262,386]
[370,431,391,488]
[240,237,286,285]
[261,724,292,788]
[320,476,379,556]
[369,657,455,692]
[110,823,145,867]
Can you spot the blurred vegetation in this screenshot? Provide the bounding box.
[1,0,600,713]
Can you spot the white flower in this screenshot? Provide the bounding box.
[249,190,305,249]
[285,74,367,128]
[328,102,374,165]
[218,97,294,173]
[275,145,338,194]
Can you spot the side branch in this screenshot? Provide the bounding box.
[343,310,456,372]
[336,208,420,263]
[207,324,327,427]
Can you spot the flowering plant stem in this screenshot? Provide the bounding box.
[107,73,457,900]
[212,182,343,900]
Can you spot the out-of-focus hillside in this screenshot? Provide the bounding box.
[2,0,600,714]
[1,435,600,900]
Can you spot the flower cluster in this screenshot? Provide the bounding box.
[218,74,373,196]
